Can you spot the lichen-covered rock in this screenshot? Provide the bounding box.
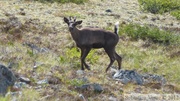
[112,69,166,85]
[19,77,31,84]
[0,64,16,96]
[113,69,143,85]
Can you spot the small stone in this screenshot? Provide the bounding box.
[106,9,112,13]
[79,94,86,101]
[109,96,117,101]
[76,83,103,93]
[151,17,156,21]
[76,70,84,75]
[92,83,103,93]
[48,76,61,84]
[20,8,24,11]
[37,79,48,85]
[19,11,26,15]
[19,77,31,84]
[14,82,28,88]
[10,86,21,92]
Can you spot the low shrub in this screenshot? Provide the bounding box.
[138,0,180,19]
[171,10,180,20]
[119,23,180,45]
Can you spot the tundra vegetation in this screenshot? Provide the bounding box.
[0,0,180,100]
[138,0,180,19]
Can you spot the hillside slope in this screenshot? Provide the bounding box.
[0,0,180,100]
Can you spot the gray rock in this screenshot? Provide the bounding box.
[76,70,84,75]
[79,94,86,101]
[37,79,48,85]
[113,70,143,85]
[23,42,49,53]
[19,11,26,15]
[48,76,61,84]
[76,83,103,93]
[19,77,31,84]
[14,82,28,88]
[0,64,16,96]
[112,69,166,85]
[106,9,112,13]
[142,74,166,85]
[109,96,117,101]
[93,83,103,93]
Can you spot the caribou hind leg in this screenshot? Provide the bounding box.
[104,47,116,72]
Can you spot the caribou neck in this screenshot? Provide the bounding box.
[69,27,80,41]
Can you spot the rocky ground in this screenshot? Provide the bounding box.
[0,0,180,101]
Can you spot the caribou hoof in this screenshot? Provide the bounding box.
[86,66,91,70]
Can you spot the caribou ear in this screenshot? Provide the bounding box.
[64,17,69,24]
[75,20,82,25]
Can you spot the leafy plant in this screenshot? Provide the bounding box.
[69,78,86,86]
[67,47,99,63]
[27,49,34,57]
[59,47,99,68]
[171,10,180,20]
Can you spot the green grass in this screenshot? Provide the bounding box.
[138,0,180,19]
[68,78,87,86]
[59,47,99,69]
[0,89,40,101]
[119,23,180,45]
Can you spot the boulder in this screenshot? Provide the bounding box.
[112,69,166,85]
[0,64,16,96]
[75,83,103,94]
[113,69,143,85]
